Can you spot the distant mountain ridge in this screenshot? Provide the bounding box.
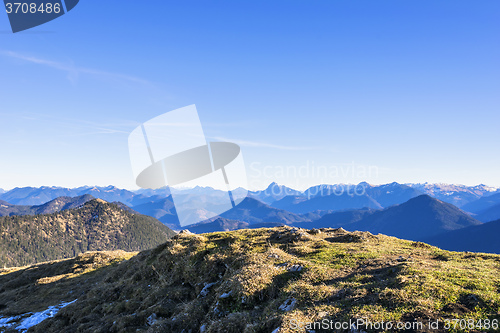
[346,195,482,240]
[363,182,424,208]
[273,191,383,213]
[0,195,95,217]
[270,182,424,214]
[220,197,310,224]
[1,184,498,254]
[132,196,179,230]
[299,208,378,229]
[248,182,302,204]
[424,219,500,254]
[1,182,499,231]
[1,182,497,208]
[407,183,499,208]
[476,203,500,222]
[461,192,500,214]
[0,186,137,206]
[273,195,483,242]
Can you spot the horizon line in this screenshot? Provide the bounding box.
[1,181,498,193]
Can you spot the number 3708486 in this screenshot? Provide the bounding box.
[5,2,61,14]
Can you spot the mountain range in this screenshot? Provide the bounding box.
[220,197,310,224]
[183,194,492,253]
[0,186,137,206]
[249,195,484,243]
[424,218,500,253]
[131,196,183,230]
[2,182,500,253]
[475,203,500,222]
[462,192,500,214]
[407,183,498,208]
[0,194,94,217]
[272,191,383,213]
[343,195,482,240]
[248,182,302,204]
[1,182,499,216]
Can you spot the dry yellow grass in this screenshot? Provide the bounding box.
[1,227,499,332]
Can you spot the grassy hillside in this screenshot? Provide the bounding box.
[0,199,175,268]
[1,227,499,332]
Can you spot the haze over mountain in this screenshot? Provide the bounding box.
[0,194,94,216]
[362,182,424,208]
[0,195,95,217]
[132,196,179,229]
[475,203,500,222]
[345,195,482,241]
[1,182,497,208]
[461,192,500,214]
[248,182,302,204]
[302,182,423,207]
[220,197,310,225]
[269,182,468,215]
[132,194,313,230]
[0,186,137,206]
[0,183,499,255]
[273,191,383,214]
[239,194,486,246]
[408,183,499,208]
[0,199,175,267]
[1,183,499,237]
[424,219,500,254]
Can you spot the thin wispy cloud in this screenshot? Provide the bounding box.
[16,111,137,137]
[203,121,258,128]
[0,50,153,86]
[211,136,321,151]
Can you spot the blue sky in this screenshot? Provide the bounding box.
[0,0,499,190]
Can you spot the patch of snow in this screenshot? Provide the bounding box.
[147,313,157,326]
[219,291,233,299]
[278,298,297,312]
[287,264,303,272]
[198,282,217,298]
[0,315,23,329]
[0,299,76,332]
